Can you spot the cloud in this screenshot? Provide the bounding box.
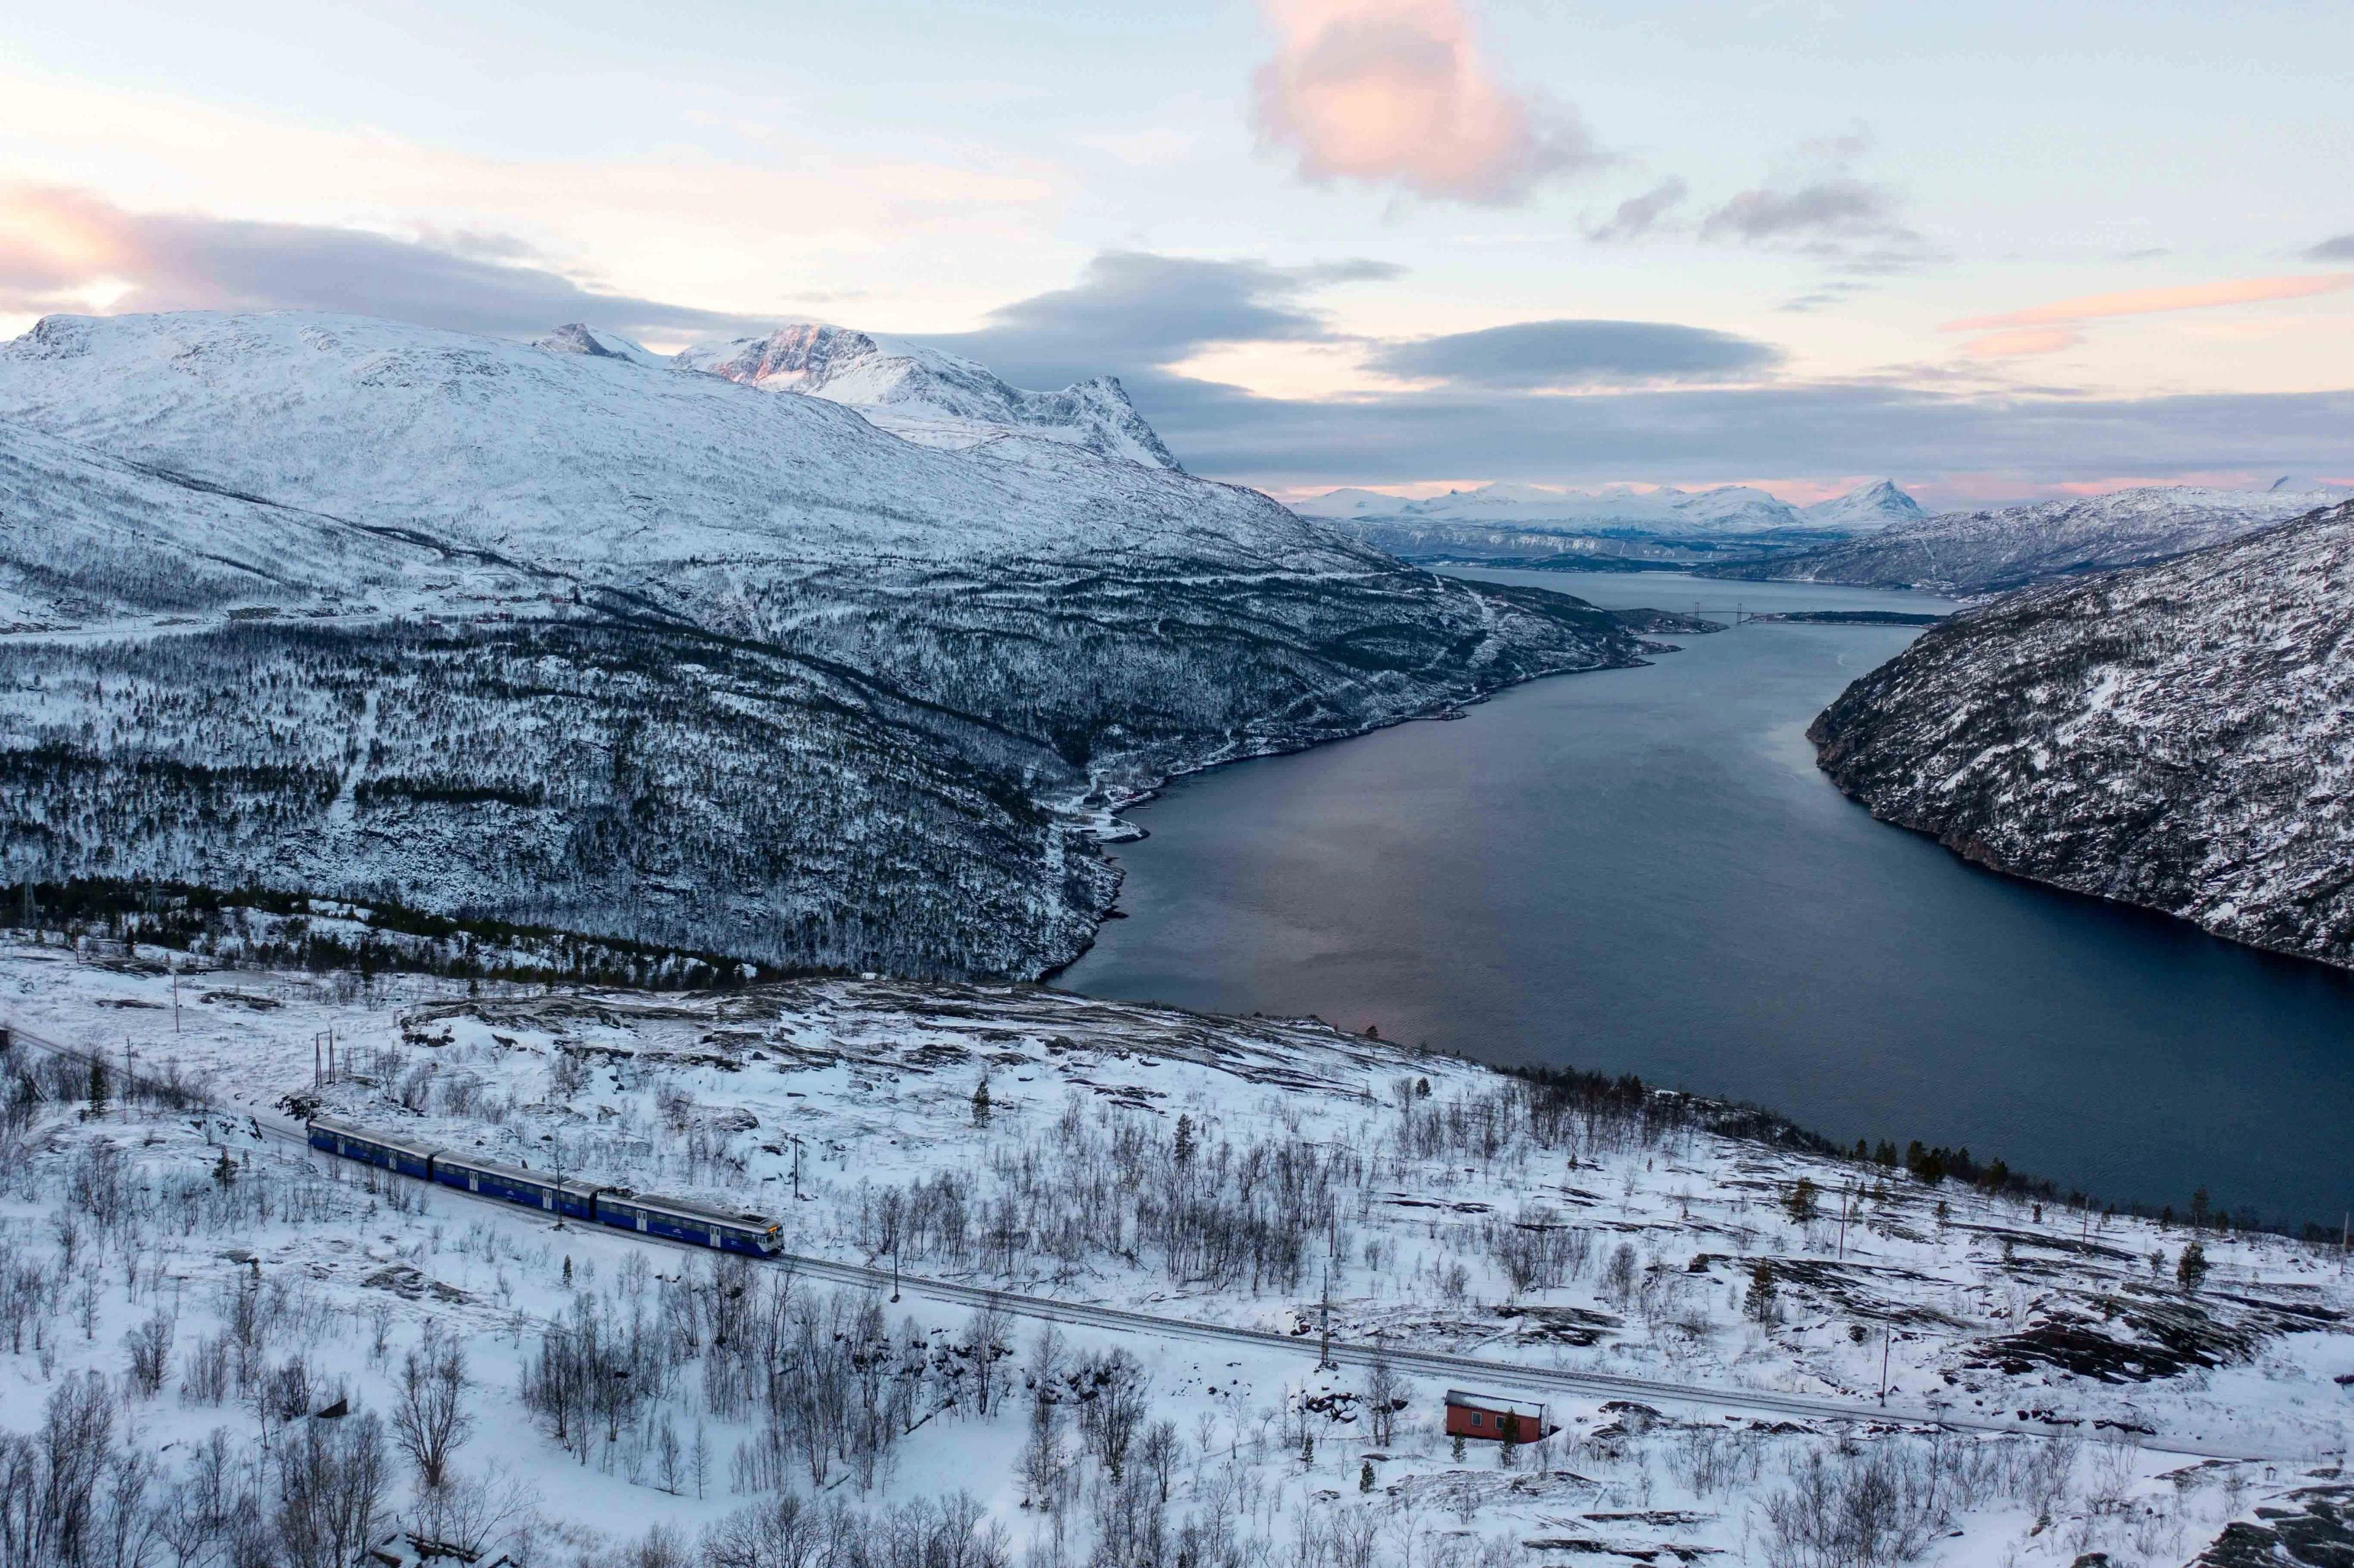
[1957,327,2082,360]
[0,185,769,341]
[1696,130,1929,279]
[1117,367,2354,495]
[1944,272,2354,357]
[1367,319,1781,387]
[1585,178,1688,243]
[2304,235,2354,262]
[1699,177,1905,244]
[918,250,1398,386]
[0,66,1057,322]
[1249,0,1607,205]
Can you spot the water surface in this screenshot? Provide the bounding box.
[1063,569,2354,1228]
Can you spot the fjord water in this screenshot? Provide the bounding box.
[1063,568,2354,1229]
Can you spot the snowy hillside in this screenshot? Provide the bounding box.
[1811,500,2354,970]
[671,322,1179,469]
[0,310,1680,980]
[1,943,2348,1568]
[1710,485,2347,596]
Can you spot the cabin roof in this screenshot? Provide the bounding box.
[1444,1390,1547,1418]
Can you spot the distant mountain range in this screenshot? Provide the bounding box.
[1707,484,2354,596]
[1812,498,2354,970]
[1293,478,1921,538]
[0,309,1677,980]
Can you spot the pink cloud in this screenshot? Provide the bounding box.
[1944,272,2354,357]
[1251,0,1604,205]
[1957,326,2083,360]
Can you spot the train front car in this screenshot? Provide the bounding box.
[609,1191,782,1256]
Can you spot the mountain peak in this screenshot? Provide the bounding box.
[534,323,666,367]
[674,322,1179,470]
[1801,480,1924,532]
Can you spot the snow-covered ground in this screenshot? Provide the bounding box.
[2,940,2348,1567]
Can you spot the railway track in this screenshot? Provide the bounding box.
[0,1016,2311,1463]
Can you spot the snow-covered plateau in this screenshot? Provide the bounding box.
[1709,485,2352,597]
[1810,500,2354,972]
[1,942,2349,1568]
[0,310,1702,980]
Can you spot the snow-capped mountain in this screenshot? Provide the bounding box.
[0,310,1666,979]
[1799,479,1924,531]
[669,321,1179,469]
[1811,499,2354,970]
[1709,484,2347,596]
[1293,480,1809,536]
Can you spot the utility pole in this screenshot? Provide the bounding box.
[1318,1267,1335,1372]
[1838,1181,1855,1260]
[123,1040,132,1121]
[1879,1327,1891,1407]
[170,962,180,1037]
[314,1035,322,1092]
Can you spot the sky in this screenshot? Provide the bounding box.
[2,0,2350,508]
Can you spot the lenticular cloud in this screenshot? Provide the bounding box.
[1250,0,1603,205]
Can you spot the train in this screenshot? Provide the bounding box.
[308,1117,783,1257]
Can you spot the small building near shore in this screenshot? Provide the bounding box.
[1443,1388,1550,1443]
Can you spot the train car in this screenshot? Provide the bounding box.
[310,1117,444,1181]
[594,1188,782,1256]
[308,1117,779,1254]
[432,1151,601,1222]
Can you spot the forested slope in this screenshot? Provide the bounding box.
[0,311,1668,978]
[1810,501,2354,968]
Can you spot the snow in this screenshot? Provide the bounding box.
[672,322,1180,470]
[0,313,1249,574]
[1811,500,2354,971]
[0,310,1655,980]
[1726,485,2341,596]
[2,941,2348,1567]
[1293,482,1819,538]
[1800,481,1927,533]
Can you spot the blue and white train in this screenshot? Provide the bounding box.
[308,1117,783,1257]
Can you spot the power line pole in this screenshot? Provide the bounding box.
[1318,1267,1334,1372]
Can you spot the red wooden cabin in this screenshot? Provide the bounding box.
[1444,1389,1549,1443]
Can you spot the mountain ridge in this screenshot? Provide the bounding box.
[0,308,1681,980]
[1705,484,2350,595]
[669,321,1181,470]
[1810,498,2354,970]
